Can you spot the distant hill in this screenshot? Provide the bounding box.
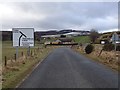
[37,29,90,36]
[2,30,119,41]
[1,30,90,41]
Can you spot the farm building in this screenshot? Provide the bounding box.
[51,40,62,44]
[59,38,74,44]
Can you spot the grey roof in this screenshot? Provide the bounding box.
[59,38,73,42]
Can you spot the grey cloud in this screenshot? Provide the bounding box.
[1,2,118,32]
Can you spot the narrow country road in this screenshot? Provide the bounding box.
[18,47,118,88]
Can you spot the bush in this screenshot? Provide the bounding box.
[85,44,94,54]
[103,43,114,51]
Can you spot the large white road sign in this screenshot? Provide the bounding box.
[13,28,34,47]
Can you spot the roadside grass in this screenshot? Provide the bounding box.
[73,36,90,43]
[3,59,35,88]
[73,45,119,72]
[2,41,56,88]
[3,48,52,88]
[2,41,40,61]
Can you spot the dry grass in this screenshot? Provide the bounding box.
[73,44,119,71]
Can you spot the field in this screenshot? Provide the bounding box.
[2,41,56,88]
[39,36,90,44]
[2,41,40,61]
[73,36,90,43]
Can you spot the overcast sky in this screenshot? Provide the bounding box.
[0,1,118,32]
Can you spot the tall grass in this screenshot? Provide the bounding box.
[2,41,40,61]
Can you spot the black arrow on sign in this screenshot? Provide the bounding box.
[19,31,27,46]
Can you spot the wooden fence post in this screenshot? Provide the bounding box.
[15,54,16,61]
[34,49,35,55]
[5,56,7,66]
[21,52,23,57]
[98,49,103,57]
[45,45,47,48]
[31,50,32,56]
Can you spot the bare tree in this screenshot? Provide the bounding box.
[89,29,99,44]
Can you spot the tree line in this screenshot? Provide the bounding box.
[1,31,40,41]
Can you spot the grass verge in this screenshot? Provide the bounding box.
[2,47,55,88]
[2,41,56,89]
[73,46,119,72]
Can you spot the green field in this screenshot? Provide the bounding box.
[73,36,90,43]
[2,41,41,61]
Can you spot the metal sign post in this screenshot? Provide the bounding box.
[16,46,18,60]
[27,46,30,56]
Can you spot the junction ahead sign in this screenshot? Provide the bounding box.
[12,28,34,47]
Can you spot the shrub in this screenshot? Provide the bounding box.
[85,44,94,54]
[103,43,114,51]
[89,29,99,43]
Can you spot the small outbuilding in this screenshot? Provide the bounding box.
[59,38,74,44]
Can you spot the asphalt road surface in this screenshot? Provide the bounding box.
[18,47,118,88]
